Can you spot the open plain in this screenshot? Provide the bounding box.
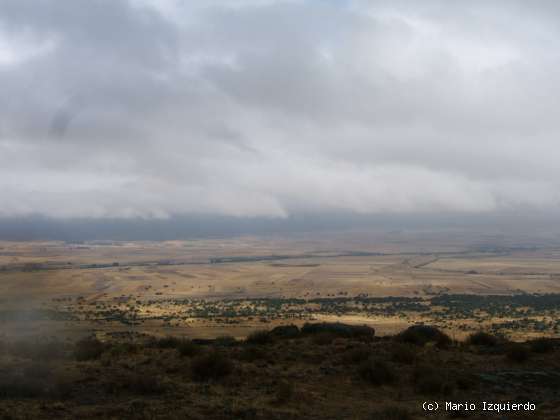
[2,230,560,342]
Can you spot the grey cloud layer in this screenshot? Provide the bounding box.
[1,0,559,218]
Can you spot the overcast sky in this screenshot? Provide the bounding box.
[1,0,560,221]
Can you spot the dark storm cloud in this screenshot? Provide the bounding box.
[1,0,560,219]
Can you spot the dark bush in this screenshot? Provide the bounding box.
[123,373,166,395]
[396,325,450,347]
[506,345,530,363]
[246,330,273,345]
[358,359,395,386]
[275,380,294,403]
[312,332,335,346]
[342,346,373,365]
[347,325,376,342]
[74,337,105,361]
[370,406,412,420]
[413,365,454,395]
[191,351,234,381]
[435,333,453,349]
[214,336,237,347]
[390,343,416,365]
[154,336,181,349]
[237,346,266,362]
[192,338,215,346]
[454,371,478,391]
[109,342,139,357]
[270,325,300,339]
[177,340,200,358]
[302,322,375,341]
[529,338,555,353]
[467,331,498,347]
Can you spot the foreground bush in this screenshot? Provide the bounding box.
[191,351,234,381]
[245,330,273,345]
[390,343,416,365]
[529,337,555,353]
[109,342,139,357]
[153,336,181,349]
[342,345,373,365]
[312,332,335,345]
[396,325,451,347]
[122,373,166,395]
[454,371,478,391]
[274,380,294,403]
[412,365,454,395]
[237,346,267,362]
[506,344,530,363]
[270,325,300,339]
[467,331,499,347]
[74,337,105,361]
[358,359,395,386]
[214,336,237,347]
[302,322,375,341]
[177,340,200,357]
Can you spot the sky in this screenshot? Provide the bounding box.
[1,0,560,227]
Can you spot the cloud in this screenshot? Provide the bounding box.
[1,0,559,219]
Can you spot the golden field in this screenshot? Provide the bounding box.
[1,231,560,341]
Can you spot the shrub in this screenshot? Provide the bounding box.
[270,325,300,339]
[413,365,454,395]
[109,342,139,357]
[467,331,498,347]
[191,351,234,381]
[342,346,373,365]
[391,343,416,365]
[312,332,335,346]
[214,336,237,347]
[435,333,453,349]
[237,346,266,362]
[177,340,200,358]
[246,330,273,345]
[506,345,530,363]
[358,359,395,386]
[154,336,181,349]
[454,371,478,391]
[529,338,555,354]
[370,406,412,420]
[348,325,376,342]
[396,325,450,347]
[123,373,165,395]
[302,323,375,341]
[274,380,294,403]
[74,337,105,361]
